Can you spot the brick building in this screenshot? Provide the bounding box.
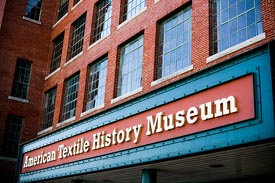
[0,0,55,182]
[0,0,274,183]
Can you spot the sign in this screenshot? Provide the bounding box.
[21,74,255,173]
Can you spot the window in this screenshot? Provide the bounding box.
[24,0,43,21]
[1,115,23,158]
[92,0,112,43]
[117,35,144,97]
[68,14,86,60]
[85,57,108,111]
[11,59,32,99]
[57,0,69,20]
[157,7,192,79]
[61,73,79,121]
[122,0,146,22]
[211,0,263,53]
[42,87,57,130]
[50,32,64,73]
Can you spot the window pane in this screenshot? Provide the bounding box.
[238,28,246,42]
[247,9,255,25]
[230,32,238,46]
[157,7,192,79]
[238,14,246,29]
[237,0,245,14]
[229,18,237,34]
[221,22,229,37]
[247,24,256,39]
[117,35,144,97]
[229,4,236,19]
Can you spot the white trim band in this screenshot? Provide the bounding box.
[207,33,266,63]
[111,87,143,104]
[57,117,76,127]
[151,64,193,86]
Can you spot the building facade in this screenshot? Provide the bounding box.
[0,0,55,182]
[0,0,274,182]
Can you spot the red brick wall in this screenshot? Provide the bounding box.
[0,0,6,29]
[0,0,55,180]
[43,0,275,132]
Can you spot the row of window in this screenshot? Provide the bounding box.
[50,0,113,73]
[49,0,263,73]
[44,55,108,129]
[50,0,145,73]
[43,0,263,131]
[3,58,31,158]
[49,2,193,78]
[19,0,263,131]
[24,0,262,56]
[24,0,146,25]
[42,6,193,130]
[56,0,146,23]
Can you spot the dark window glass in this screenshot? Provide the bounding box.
[42,87,57,130]
[11,59,32,99]
[25,0,43,21]
[50,33,64,73]
[57,0,69,20]
[1,115,23,158]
